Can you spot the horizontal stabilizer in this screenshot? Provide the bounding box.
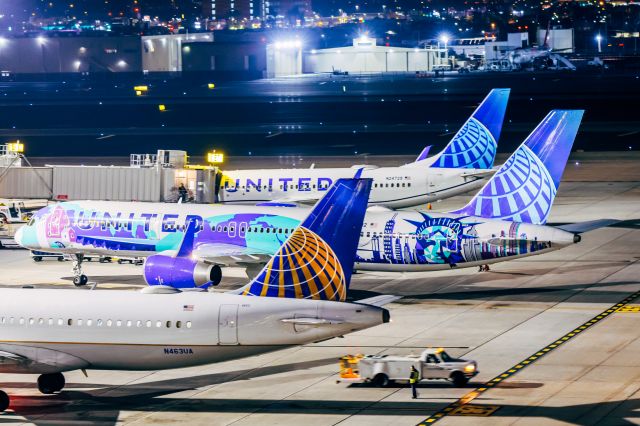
[355,294,402,307]
[554,219,620,234]
[281,318,345,326]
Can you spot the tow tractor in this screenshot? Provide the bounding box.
[338,348,478,387]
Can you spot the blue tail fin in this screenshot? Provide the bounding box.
[451,110,584,225]
[238,178,372,301]
[430,88,510,169]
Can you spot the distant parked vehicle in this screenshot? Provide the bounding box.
[31,251,65,262]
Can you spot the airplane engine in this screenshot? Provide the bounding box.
[143,254,222,289]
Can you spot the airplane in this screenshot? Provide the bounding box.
[0,178,392,413]
[508,23,575,71]
[215,88,510,208]
[15,110,598,288]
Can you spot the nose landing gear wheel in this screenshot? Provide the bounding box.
[0,390,9,412]
[37,373,66,394]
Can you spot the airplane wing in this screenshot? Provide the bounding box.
[75,235,157,252]
[0,344,89,374]
[192,243,272,266]
[459,169,497,179]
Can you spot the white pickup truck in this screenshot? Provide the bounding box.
[338,348,478,387]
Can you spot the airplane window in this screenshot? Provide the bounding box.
[136,320,142,328]
[146,320,152,328]
[67,319,73,326]
[0,317,4,325]
[366,232,370,237]
[156,321,162,328]
[107,319,113,327]
[312,185,316,189]
[116,320,122,327]
[176,321,182,329]
[280,185,283,190]
[28,318,34,325]
[402,183,406,187]
[166,321,171,328]
[86,319,92,326]
[97,319,103,327]
[230,227,235,232]
[223,227,228,232]
[278,228,283,233]
[408,183,411,187]
[241,227,245,232]
[186,321,192,329]
[217,226,222,232]
[38,318,44,325]
[9,317,14,325]
[126,320,132,327]
[199,225,204,231]
[360,232,363,237]
[19,318,25,325]
[260,228,264,233]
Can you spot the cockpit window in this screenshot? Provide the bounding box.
[27,217,35,226]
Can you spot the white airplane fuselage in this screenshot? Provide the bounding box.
[218,165,490,208]
[0,288,386,373]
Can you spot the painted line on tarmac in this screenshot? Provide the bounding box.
[417,289,640,425]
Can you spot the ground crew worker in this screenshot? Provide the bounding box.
[410,365,419,399]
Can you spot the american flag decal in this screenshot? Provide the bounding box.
[183,305,194,311]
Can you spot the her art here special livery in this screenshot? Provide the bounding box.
[16,110,593,288]
[216,89,510,208]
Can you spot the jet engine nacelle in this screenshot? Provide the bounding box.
[143,254,222,289]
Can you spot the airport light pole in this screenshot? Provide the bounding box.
[596,34,602,53]
[440,35,449,69]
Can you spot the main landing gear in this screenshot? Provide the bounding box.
[478,264,491,272]
[0,373,66,412]
[72,254,88,287]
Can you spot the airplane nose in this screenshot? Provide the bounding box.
[14,226,24,247]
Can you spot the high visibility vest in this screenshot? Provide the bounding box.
[409,370,419,384]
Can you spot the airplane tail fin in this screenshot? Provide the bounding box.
[429,88,510,169]
[237,178,372,302]
[451,110,584,225]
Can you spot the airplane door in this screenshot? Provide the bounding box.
[218,304,239,345]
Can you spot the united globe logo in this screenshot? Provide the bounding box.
[433,117,497,169]
[242,227,347,301]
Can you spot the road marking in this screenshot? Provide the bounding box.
[616,305,640,313]
[416,290,640,425]
[449,404,500,417]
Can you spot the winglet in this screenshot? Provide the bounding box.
[236,178,372,301]
[414,145,432,162]
[430,88,510,169]
[451,110,584,225]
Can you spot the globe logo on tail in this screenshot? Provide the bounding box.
[433,118,496,169]
[242,227,347,301]
[465,145,556,224]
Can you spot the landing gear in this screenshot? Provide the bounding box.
[37,373,65,394]
[0,390,9,411]
[478,264,490,272]
[72,254,88,287]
